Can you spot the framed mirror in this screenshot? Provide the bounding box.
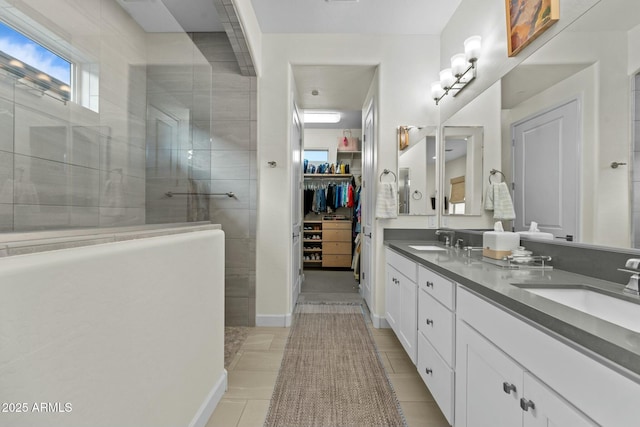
[397,125,437,216]
[441,126,483,216]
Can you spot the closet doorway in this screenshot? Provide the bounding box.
[291,65,377,306]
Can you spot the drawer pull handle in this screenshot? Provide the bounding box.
[425,368,433,375]
[502,382,517,394]
[426,281,434,288]
[426,319,434,326]
[520,398,535,411]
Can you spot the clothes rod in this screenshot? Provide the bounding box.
[165,191,235,198]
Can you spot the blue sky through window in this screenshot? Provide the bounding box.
[0,21,70,84]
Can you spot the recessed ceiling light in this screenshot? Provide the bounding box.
[304,111,341,124]
[311,89,319,96]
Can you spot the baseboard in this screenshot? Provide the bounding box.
[188,369,227,427]
[256,313,292,327]
[371,313,390,329]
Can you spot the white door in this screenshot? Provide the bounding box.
[512,99,580,241]
[361,101,375,310]
[522,372,597,427]
[291,104,303,307]
[385,266,400,332]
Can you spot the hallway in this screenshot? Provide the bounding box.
[207,271,449,427]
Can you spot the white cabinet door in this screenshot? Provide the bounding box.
[385,265,400,333]
[398,275,417,363]
[522,373,597,427]
[456,321,523,427]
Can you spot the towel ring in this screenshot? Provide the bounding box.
[489,169,506,184]
[380,169,397,182]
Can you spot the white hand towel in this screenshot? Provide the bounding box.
[484,182,515,220]
[375,182,398,219]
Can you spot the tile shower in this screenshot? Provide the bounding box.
[145,33,257,326]
[0,1,255,326]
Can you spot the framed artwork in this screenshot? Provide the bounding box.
[506,0,559,57]
[398,126,409,151]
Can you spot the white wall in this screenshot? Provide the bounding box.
[0,230,226,427]
[439,0,600,123]
[256,33,439,322]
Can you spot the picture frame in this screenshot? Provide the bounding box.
[398,126,409,151]
[505,0,559,57]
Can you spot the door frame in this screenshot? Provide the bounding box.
[362,97,376,317]
[291,101,303,309]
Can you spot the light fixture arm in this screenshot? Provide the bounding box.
[434,60,477,105]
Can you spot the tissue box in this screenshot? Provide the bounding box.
[516,231,554,241]
[483,231,519,260]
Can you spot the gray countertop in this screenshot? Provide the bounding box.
[385,240,640,378]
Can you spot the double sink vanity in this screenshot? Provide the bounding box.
[384,232,640,427]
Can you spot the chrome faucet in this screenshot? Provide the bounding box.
[621,258,640,294]
[463,246,484,257]
[435,230,455,247]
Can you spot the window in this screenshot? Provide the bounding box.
[449,175,466,215]
[0,20,72,102]
[304,149,329,163]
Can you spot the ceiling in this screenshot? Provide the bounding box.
[142,0,462,34]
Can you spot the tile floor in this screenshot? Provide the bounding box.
[206,325,449,427]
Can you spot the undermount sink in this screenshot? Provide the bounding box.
[521,286,640,333]
[408,245,447,252]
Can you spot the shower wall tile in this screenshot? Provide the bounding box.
[225,297,249,326]
[226,268,250,298]
[250,151,257,180]
[250,180,257,210]
[211,120,251,151]
[209,179,250,209]
[0,97,13,153]
[193,121,212,150]
[211,69,251,92]
[100,207,145,227]
[225,238,250,269]
[0,152,13,204]
[212,91,250,121]
[13,205,71,230]
[211,151,250,180]
[0,204,12,232]
[250,121,257,150]
[210,208,249,238]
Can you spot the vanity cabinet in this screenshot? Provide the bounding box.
[417,265,456,424]
[456,321,595,427]
[456,285,639,427]
[385,248,417,363]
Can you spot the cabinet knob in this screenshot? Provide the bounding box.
[426,281,434,288]
[426,319,434,326]
[502,382,517,394]
[425,368,433,375]
[520,398,535,411]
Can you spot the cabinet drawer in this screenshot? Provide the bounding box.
[322,254,351,267]
[322,221,351,230]
[323,242,351,255]
[419,265,454,309]
[419,288,454,367]
[418,333,454,425]
[385,248,417,282]
[324,229,351,242]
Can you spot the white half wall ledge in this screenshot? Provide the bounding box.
[188,370,227,427]
[256,313,293,327]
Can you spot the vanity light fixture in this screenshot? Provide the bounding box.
[432,35,482,105]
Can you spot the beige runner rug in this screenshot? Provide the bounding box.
[264,303,407,427]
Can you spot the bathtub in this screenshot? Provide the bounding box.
[0,227,225,427]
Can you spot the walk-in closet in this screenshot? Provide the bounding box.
[301,122,363,296]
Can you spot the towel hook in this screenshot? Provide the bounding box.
[380,169,397,182]
[489,168,506,184]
